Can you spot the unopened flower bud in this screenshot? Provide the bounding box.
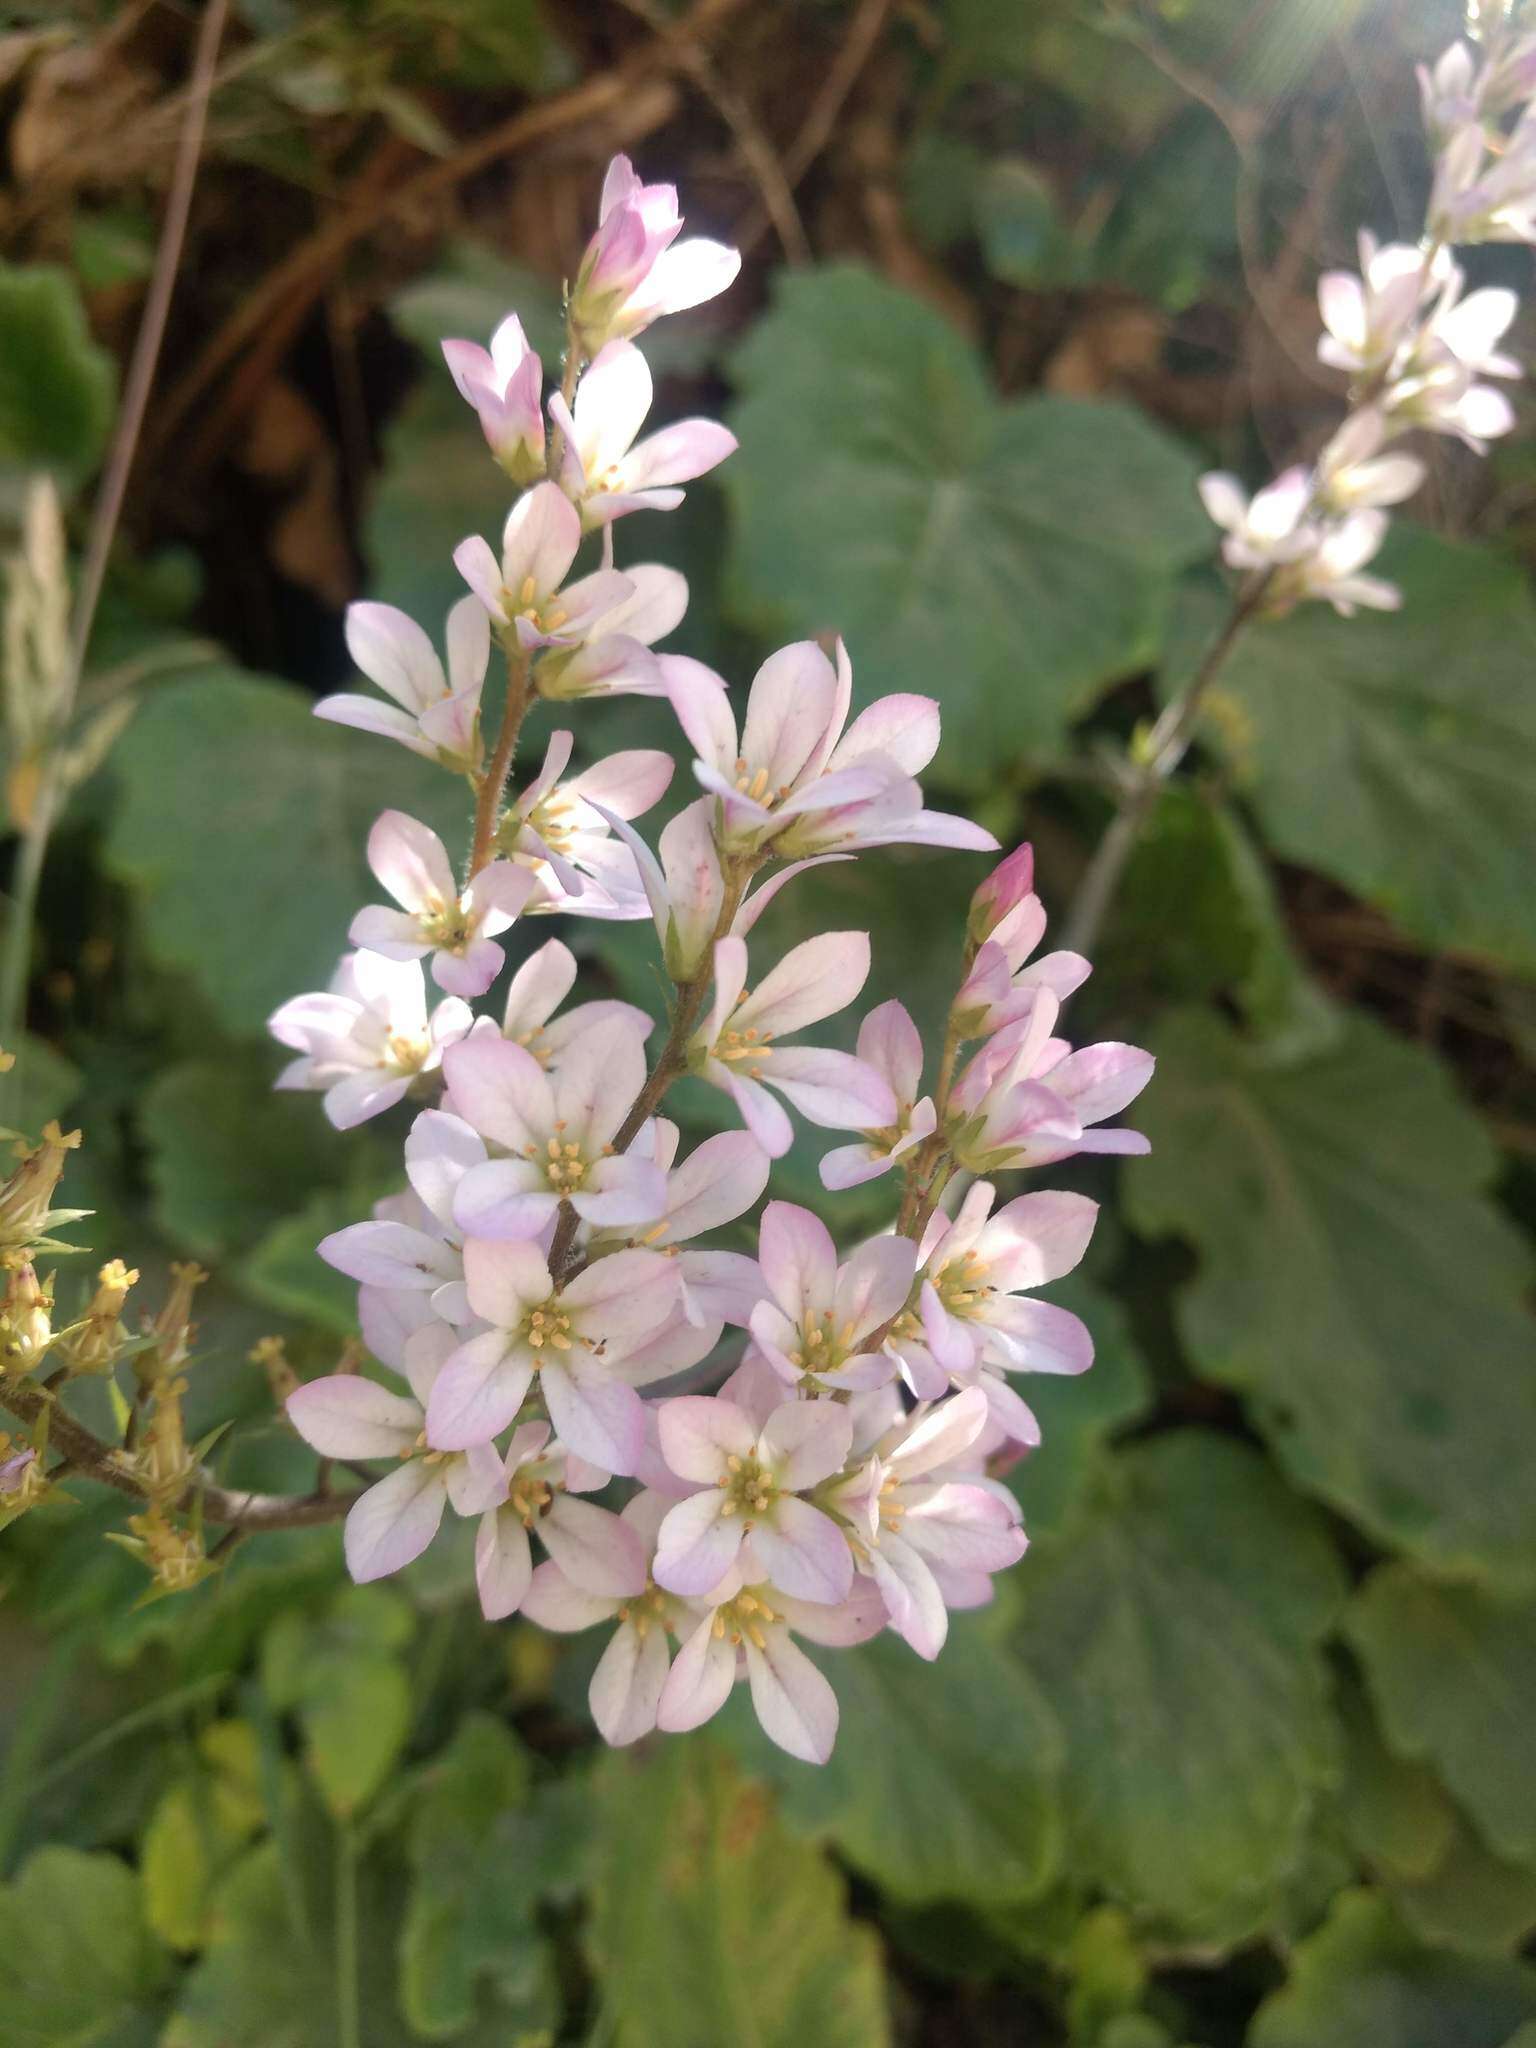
[62,1259,138,1374]
[112,1505,212,1595]
[0,1122,82,1252]
[137,1262,206,1386]
[0,1260,53,1374]
[966,844,1035,952]
[139,1374,195,1503]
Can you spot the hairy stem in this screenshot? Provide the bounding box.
[0,1376,356,1529]
[1062,571,1273,958]
[467,642,533,879]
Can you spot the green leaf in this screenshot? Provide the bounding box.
[102,666,475,1030]
[262,1586,414,1817]
[241,1188,377,1335]
[725,266,1209,781]
[2,1032,81,1133]
[589,1739,891,2048]
[141,1723,265,1951]
[1015,1431,1345,1945]
[721,1623,1063,1905]
[1392,1807,1536,1958]
[1345,1565,1536,1869]
[142,1052,376,1259]
[1008,1273,1152,1538]
[1250,1889,1536,2048]
[389,241,565,364]
[1182,528,1536,972]
[1128,1008,1536,1586]
[399,1715,574,2039]
[0,264,115,477]
[0,1846,164,2046]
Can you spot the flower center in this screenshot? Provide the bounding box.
[527,790,578,855]
[505,573,568,635]
[524,1305,574,1353]
[508,1473,554,1524]
[729,757,794,807]
[525,1131,591,1192]
[784,1310,860,1382]
[720,1452,777,1522]
[615,1582,671,1638]
[934,1249,992,1316]
[711,1588,779,1651]
[384,1029,432,1076]
[420,898,474,953]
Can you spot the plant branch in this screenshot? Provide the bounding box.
[1062,571,1274,958]
[467,643,533,880]
[0,1376,357,1530]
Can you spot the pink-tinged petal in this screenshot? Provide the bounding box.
[835,1233,918,1338]
[572,339,654,474]
[563,1244,680,1348]
[740,641,838,790]
[778,1579,888,1647]
[466,860,538,926]
[551,1011,649,1150]
[499,479,580,597]
[979,1295,1094,1376]
[540,1357,645,1476]
[268,989,361,1053]
[918,1282,977,1379]
[501,936,577,1035]
[314,695,432,754]
[570,1153,669,1229]
[732,854,855,939]
[857,998,923,1102]
[663,653,737,772]
[462,1236,553,1328]
[982,1189,1099,1290]
[751,1498,853,1604]
[441,336,494,406]
[743,1630,838,1765]
[404,1110,485,1229]
[589,1617,671,1746]
[759,1399,852,1490]
[542,1495,649,1597]
[815,1348,899,1392]
[555,567,637,638]
[749,1303,813,1387]
[887,809,1001,853]
[349,905,429,960]
[568,747,674,819]
[869,1533,948,1659]
[1048,1042,1154,1124]
[679,1249,767,1328]
[892,1337,950,1402]
[736,931,870,1037]
[657,1394,755,1481]
[319,1220,457,1290]
[621,237,741,328]
[445,592,490,694]
[344,601,445,712]
[657,1611,738,1733]
[819,1140,898,1191]
[723,1071,796,1158]
[455,535,506,616]
[367,809,456,916]
[431,936,504,998]
[663,1130,770,1242]
[758,1200,837,1321]
[446,1440,507,1514]
[323,1071,410,1129]
[418,686,482,768]
[450,1159,555,1241]
[830,693,939,776]
[891,1385,990,1479]
[657,798,726,975]
[979,1374,1041,1447]
[443,1032,555,1151]
[475,1508,533,1620]
[344,1461,447,1582]
[521,1558,618,1632]
[903,1484,1026,1575]
[654,1488,745,1594]
[358,1287,433,1374]
[424,1331,534,1449]
[767,1047,899,1132]
[286,1375,421,1459]
[620,418,737,491]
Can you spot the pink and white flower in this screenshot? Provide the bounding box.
[653,1388,854,1603]
[666,639,993,858]
[444,1015,667,1239]
[835,1386,1027,1658]
[316,596,487,768]
[948,994,1153,1172]
[453,481,634,646]
[656,1565,885,1765]
[687,932,897,1158]
[287,1349,503,1584]
[533,565,688,701]
[570,153,740,351]
[442,312,544,481]
[1197,467,1319,573]
[502,730,671,917]
[549,340,736,529]
[951,866,1091,1041]
[1317,233,1445,381]
[747,1201,916,1395]
[473,1421,643,1621]
[350,810,538,998]
[270,952,471,1128]
[887,1181,1097,1439]
[521,1491,694,1746]
[424,1236,679,1470]
[496,937,653,1069]
[818,1000,937,1191]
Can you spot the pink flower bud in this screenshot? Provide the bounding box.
[967,843,1034,950]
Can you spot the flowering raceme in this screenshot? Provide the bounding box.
[269,147,1152,1767]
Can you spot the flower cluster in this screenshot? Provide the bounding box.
[270,155,1150,1762]
[1200,22,1536,615]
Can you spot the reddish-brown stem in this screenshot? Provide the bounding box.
[467,644,533,881]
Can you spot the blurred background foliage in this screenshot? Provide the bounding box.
[1,0,1535,2042]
